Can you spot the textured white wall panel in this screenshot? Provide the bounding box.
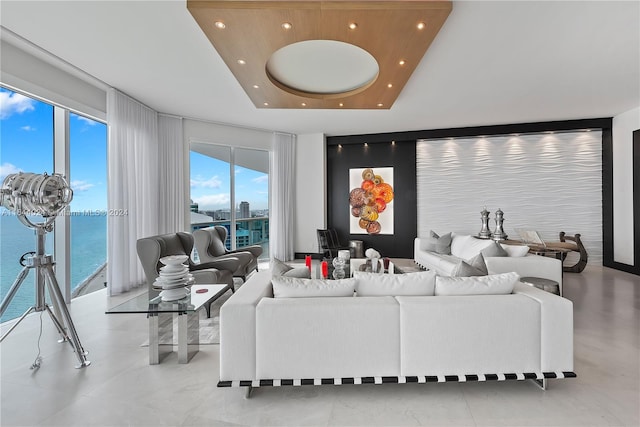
[417,131,602,264]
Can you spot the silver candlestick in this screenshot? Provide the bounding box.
[493,208,508,241]
[478,207,492,239]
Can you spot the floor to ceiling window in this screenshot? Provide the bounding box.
[189,142,269,260]
[69,112,107,294]
[0,88,54,322]
[0,87,107,322]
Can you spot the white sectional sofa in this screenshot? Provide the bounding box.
[218,270,575,394]
[414,232,564,294]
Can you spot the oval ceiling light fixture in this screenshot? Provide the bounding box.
[266,40,379,98]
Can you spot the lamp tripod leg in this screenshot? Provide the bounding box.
[42,265,90,368]
[0,266,33,343]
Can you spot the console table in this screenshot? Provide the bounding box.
[106,284,232,364]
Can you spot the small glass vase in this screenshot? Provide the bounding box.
[332,257,346,279]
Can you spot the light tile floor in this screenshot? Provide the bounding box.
[0,265,638,426]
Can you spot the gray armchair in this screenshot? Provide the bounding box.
[193,226,262,281]
[136,232,240,292]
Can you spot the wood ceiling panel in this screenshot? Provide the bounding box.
[187,0,452,109]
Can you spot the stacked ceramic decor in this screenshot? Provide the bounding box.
[153,255,195,301]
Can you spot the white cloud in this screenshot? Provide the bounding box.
[70,180,94,192]
[20,125,35,132]
[0,91,35,119]
[191,176,223,189]
[252,175,269,184]
[75,115,97,125]
[193,194,230,208]
[0,163,22,181]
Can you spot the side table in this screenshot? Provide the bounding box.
[106,284,232,364]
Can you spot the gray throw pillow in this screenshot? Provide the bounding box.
[452,260,485,277]
[271,258,311,278]
[481,241,508,257]
[435,232,452,255]
[423,230,440,252]
[468,253,488,275]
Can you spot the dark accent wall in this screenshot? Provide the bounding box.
[326,118,633,273]
[326,140,417,258]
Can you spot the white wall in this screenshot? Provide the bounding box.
[612,106,639,265]
[295,133,326,254]
[417,131,603,264]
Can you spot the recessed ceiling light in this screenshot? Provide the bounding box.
[377,103,384,107]
[214,21,226,29]
[338,144,343,149]
[282,22,292,30]
[237,59,246,65]
[263,102,269,106]
[387,83,393,88]
[339,103,344,107]
[364,142,368,147]
[348,22,358,30]
[301,102,307,107]
[253,84,259,89]
[417,22,426,30]
[399,60,406,66]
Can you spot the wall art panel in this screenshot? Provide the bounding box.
[416,131,603,264]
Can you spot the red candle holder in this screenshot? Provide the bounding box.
[305,255,312,271]
[321,261,328,278]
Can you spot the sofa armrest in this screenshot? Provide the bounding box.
[219,270,273,382]
[485,254,563,295]
[513,282,574,372]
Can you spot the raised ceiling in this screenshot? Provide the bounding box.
[0,1,638,135]
[187,0,452,109]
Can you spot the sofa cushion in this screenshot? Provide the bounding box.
[271,277,356,298]
[422,230,452,254]
[435,272,520,296]
[480,241,509,257]
[354,271,436,296]
[271,258,311,278]
[450,235,495,260]
[501,244,530,257]
[451,260,485,277]
[468,252,488,275]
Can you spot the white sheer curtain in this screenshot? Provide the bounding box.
[270,132,296,261]
[157,114,185,234]
[107,89,160,295]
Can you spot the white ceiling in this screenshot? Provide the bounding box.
[1,1,638,137]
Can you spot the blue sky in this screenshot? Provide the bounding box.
[0,87,107,212]
[1,87,267,214]
[190,151,269,212]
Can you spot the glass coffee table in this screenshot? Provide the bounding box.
[106,284,232,364]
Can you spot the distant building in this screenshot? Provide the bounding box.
[239,201,250,219]
[190,200,199,213]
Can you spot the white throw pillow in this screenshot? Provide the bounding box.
[271,277,356,298]
[354,271,436,296]
[434,272,520,296]
[270,258,311,278]
[500,244,530,257]
[450,235,494,260]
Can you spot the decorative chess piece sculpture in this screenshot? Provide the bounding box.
[493,208,508,241]
[478,206,492,239]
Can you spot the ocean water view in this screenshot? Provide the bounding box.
[0,212,106,322]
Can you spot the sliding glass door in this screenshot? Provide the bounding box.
[189,143,269,259]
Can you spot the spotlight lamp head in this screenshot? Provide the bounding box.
[1,172,73,228]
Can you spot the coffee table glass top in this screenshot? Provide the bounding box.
[106,284,229,314]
